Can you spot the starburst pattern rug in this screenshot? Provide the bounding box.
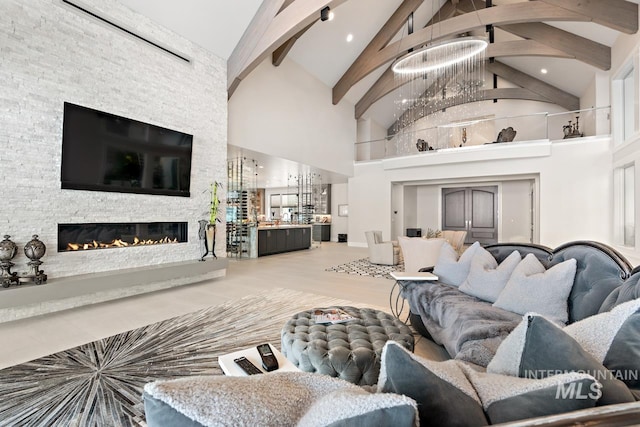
[0,289,360,427]
[325,258,403,279]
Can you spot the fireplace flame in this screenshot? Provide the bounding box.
[66,236,179,251]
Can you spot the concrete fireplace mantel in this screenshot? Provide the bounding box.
[0,258,228,323]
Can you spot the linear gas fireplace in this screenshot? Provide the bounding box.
[58,222,188,252]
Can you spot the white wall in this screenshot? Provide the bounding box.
[501,180,534,243]
[228,58,355,178]
[0,0,227,277]
[330,183,348,241]
[348,162,393,247]
[416,186,440,234]
[610,27,640,266]
[403,186,418,231]
[349,138,612,249]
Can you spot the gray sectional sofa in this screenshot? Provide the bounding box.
[405,241,635,364]
[142,240,640,427]
[402,240,640,424]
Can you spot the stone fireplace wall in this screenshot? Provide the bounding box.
[1,0,227,278]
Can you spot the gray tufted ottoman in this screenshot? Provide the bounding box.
[280,306,414,386]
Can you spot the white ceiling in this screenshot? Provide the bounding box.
[117,0,638,187]
[118,0,264,60]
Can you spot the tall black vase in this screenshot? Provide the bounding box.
[199,220,217,261]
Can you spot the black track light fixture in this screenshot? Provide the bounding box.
[320,6,330,22]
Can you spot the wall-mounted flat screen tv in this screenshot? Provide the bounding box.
[61,102,193,197]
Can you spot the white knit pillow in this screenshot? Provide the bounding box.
[144,371,419,427]
[459,249,522,303]
[460,363,599,425]
[493,254,577,324]
[433,241,481,287]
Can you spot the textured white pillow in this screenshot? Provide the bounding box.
[397,236,446,273]
[564,298,640,362]
[433,241,481,287]
[459,249,522,303]
[493,254,577,324]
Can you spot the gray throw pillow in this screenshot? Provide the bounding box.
[459,249,522,303]
[460,363,598,424]
[433,241,481,287]
[144,371,407,427]
[493,254,577,324]
[564,298,640,388]
[487,314,635,406]
[377,341,488,427]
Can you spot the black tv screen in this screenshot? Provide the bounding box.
[61,103,193,197]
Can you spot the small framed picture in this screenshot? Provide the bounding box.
[338,204,348,217]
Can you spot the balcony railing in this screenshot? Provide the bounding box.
[355,107,611,162]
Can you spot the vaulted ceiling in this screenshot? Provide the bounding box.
[228,0,638,131]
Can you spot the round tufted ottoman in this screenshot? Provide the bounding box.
[280,306,414,386]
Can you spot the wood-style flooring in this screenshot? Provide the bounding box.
[0,242,447,371]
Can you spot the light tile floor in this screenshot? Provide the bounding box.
[0,242,448,370]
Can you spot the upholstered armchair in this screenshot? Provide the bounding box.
[365,231,400,265]
[441,230,467,254]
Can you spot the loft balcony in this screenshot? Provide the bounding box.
[355,107,611,163]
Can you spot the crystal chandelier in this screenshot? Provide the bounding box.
[391,36,488,75]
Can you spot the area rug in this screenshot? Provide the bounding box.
[325,257,404,279]
[0,289,361,427]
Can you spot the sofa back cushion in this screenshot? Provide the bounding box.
[487,241,632,324]
[600,271,640,312]
[551,242,631,322]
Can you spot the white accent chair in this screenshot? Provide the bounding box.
[397,236,446,272]
[441,230,468,254]
[365,231,400,265]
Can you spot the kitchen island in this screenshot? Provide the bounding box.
[257,225,312,256]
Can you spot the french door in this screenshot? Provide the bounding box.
[442,186,498,245]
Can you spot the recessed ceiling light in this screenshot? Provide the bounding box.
[329,11,334,21]
[541,68,548,74]
[346,33,353,42]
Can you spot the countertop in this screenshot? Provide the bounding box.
[257,224,313,230]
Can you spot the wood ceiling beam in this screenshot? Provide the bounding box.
[278,0,296,13]
[228,0,287,97]
[487,39,572,59]
[426,0,458,26]
[486,61,579,111]
[355,40,572,119]
[272,22,315,66]
[355,68,397,120]
[537,0,638,34]
[331,0,425,105]
[272,0,314,67]
[454,1,612,70]
[228,0,348,99]
[499,22,610,71]
[387,88,553,136]
[333,2,588,105]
